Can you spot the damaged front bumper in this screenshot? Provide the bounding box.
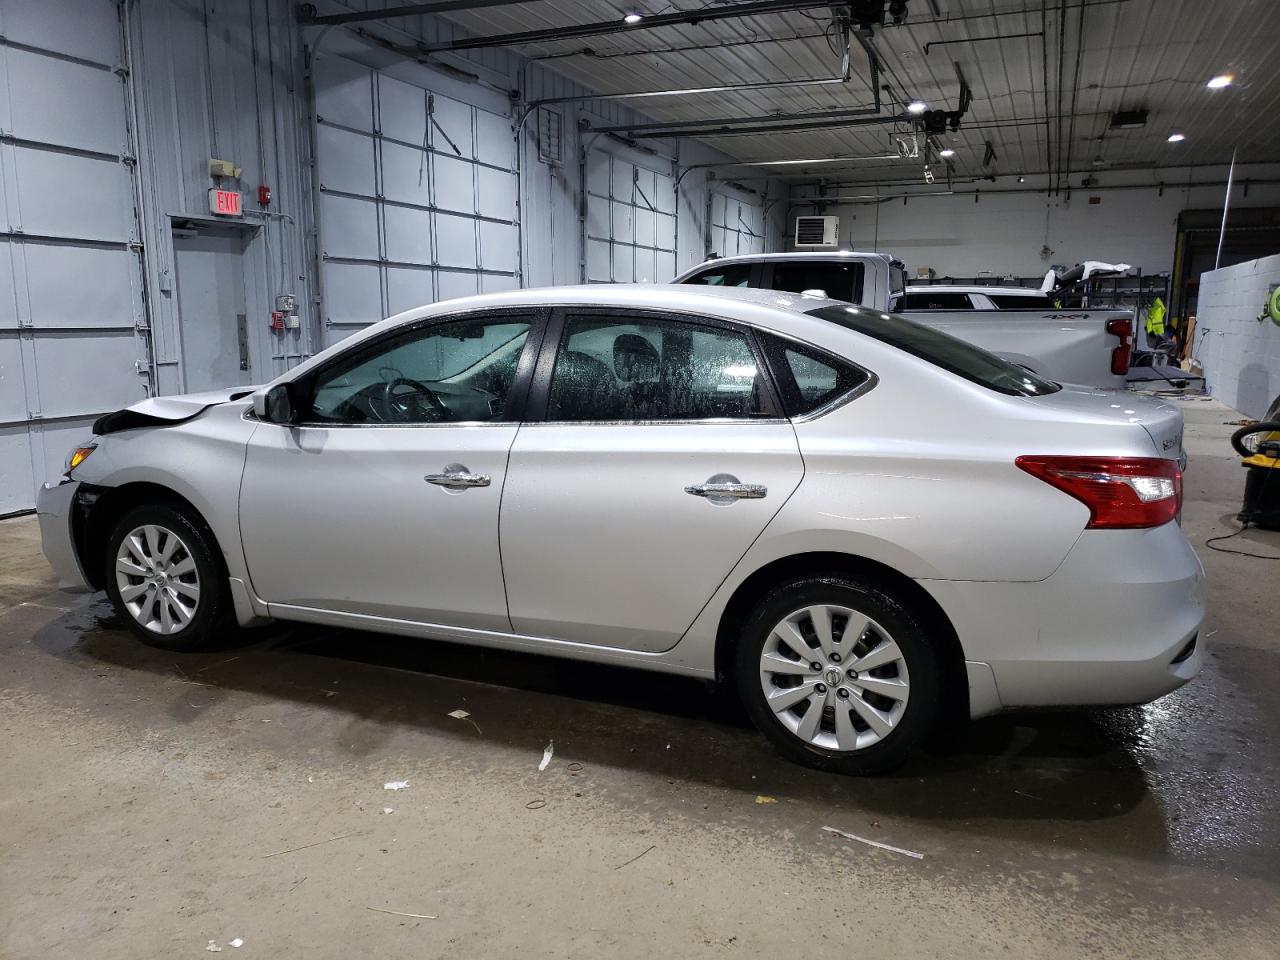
[36,479,91,592]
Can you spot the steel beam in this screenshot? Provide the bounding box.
[299,1,529,27]
[420,0,838,53]
[620,113,911,140]
[592,104,893,136]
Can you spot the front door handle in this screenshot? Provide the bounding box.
[685,473,767,504]
[425,463,491,489]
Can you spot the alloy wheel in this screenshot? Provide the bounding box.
[758,604,910,752]
[114,524,201,635]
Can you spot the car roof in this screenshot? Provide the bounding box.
[903,285,1045,296]
[677,250,897,271]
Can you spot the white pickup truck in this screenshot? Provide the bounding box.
[673,252,1135,389]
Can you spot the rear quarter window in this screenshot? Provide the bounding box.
[759,334,870,416]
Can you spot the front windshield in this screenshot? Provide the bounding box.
[806,305,1060,397]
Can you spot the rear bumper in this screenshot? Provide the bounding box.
[921,521,1205,716]
[36,479,91,592]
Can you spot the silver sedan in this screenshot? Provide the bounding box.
[37,286,1204,774]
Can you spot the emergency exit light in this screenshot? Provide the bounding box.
[209,188,242,217]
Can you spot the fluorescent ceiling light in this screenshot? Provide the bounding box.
[1167,133,1186,143]
[939,148,956,158]
[1207,74,1233,89]
[745,154,899,166]
[907,100,928,115]
[623,12,643,23]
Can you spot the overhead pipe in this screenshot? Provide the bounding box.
[419,0,838,54]
[298,1,530,27]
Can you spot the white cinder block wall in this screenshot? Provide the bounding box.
[1195,255,1280,418]
[789,165,1280,277]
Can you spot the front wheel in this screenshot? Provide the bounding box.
[104,503,238,651]
[735,575,942,775]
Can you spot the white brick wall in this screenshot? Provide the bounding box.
[1195,254,1280,418]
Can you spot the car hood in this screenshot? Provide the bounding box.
[1021,384,1184,460]
[94,386,258,435]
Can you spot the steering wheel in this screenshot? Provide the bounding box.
[372,377,449,423]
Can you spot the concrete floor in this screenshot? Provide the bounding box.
[2,398,1279,959]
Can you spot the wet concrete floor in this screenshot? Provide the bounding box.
[1,397,1278,958]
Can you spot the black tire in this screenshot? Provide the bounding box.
[734,574,941,775]
[103,502,239,652]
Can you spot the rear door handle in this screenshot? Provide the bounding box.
[425,463,490,489]
[685,474,767,503]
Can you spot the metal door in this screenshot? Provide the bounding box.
[313,55,520,348]
[0,0,147,513]
[240,420,519,630]
[584,149,677,283]
[709,189,765,258]
[172,226,253,392]
[500,310,805,652]
[238,310,541,630]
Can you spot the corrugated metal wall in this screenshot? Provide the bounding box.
[0,0,786,512]
[127,0,313,396]
[0,0,146,514]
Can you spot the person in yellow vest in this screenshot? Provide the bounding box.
[1145,296,1167,337]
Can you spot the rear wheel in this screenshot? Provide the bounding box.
[104,503,238,651]
[735,575,941,775]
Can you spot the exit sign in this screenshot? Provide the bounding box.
[209,188,242,217]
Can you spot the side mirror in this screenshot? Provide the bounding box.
[253,383,300,424]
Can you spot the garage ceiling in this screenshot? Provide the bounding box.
[420,0,1280,185]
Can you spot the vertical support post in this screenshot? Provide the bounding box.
[1215,147,1237,270]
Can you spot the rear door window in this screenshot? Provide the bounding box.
[896,291,975,310]
[546,314,768,421]
[769,262,864,303]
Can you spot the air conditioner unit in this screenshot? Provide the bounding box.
[794,215,839,248]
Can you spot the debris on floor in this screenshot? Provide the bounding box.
[821,825,924,860]
[614,844,656,870]
[448,708,483,734]
[538,741,554,771]
[383,781,409,791]
[263,831,366,859]
[755,795,778,804]
[229,938,244,948]
[525,799,547,810]
[366,906,438,920]
[206,941,222,953]
[382,807,394,814]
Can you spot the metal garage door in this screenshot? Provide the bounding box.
[709,189,766,259]
[313,55,520,347]
[584,149,677,283]
[0,0,148,514]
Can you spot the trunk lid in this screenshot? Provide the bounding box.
[1021,385,1185,462]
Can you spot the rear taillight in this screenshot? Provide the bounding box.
[1106,317,1132,374]
[1015,455,1182,529]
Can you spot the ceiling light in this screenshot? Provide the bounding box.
[939,148,956,158]
[1207,74,1233,89]
[1167,133,1186,143]
[907,100,928,115]
[622,11,643,24]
